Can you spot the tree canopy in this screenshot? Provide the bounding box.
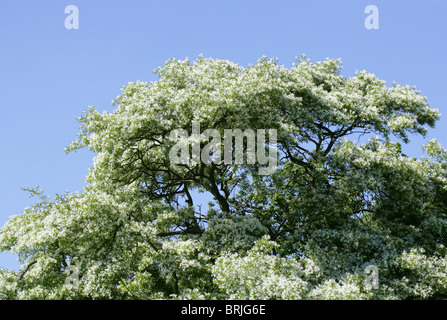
[1,55,446,300]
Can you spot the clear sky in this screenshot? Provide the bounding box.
[1,0,446,270]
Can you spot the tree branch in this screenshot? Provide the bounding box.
[18,260,37,282]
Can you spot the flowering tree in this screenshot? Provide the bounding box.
[1,56,446,300]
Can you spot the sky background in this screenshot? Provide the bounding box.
[1,0,446,271]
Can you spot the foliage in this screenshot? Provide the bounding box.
[0,55,446,299]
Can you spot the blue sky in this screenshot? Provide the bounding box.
[1,0,446,270]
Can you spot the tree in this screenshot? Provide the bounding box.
[1,55,446,299]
